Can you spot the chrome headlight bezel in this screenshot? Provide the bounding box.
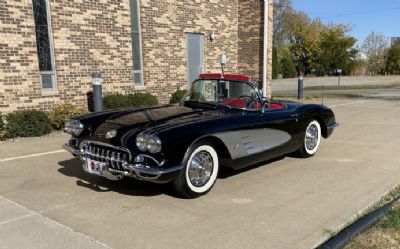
[147,136,162,154]
[136,133,147,152]
[135,133,162,154]
[64,119,84,136]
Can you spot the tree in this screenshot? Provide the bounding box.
[272,47,281,79]
[385,44,400,74]
[319,25,358,75]
[290,18,324,74]
[361,32,388,75]
[280,47,297,78]
[273,0,295,46]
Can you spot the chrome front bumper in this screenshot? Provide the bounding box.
[63,142,183,182]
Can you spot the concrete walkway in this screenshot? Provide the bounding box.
[0,98,399,249]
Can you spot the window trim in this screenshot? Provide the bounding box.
[32,0,57,94]
[130,0,144,87]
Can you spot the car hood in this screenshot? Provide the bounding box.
[93,104,219,137]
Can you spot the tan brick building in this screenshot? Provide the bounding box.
[0,0,273,114]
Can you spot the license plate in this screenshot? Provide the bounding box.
[86,159,105,176]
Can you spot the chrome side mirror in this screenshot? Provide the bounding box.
[261,97,270,113]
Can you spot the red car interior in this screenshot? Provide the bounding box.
[221,98,285,110]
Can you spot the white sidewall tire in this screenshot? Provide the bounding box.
[304,120,321,155]
[185,145,219,194]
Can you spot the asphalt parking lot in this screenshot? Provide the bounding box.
[0,98,399,249]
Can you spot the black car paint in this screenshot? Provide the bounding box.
[67,98,336,183]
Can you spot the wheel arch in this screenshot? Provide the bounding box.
[182,135,232,165]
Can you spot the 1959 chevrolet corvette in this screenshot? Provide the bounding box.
[63,73,338,198]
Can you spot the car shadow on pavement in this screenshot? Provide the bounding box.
[58,158,177,197]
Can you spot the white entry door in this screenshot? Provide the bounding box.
[186,33,204,86]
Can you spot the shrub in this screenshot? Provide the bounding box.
[170,89,187,104]
[103,92,158,109]
[103,93,129,109]
[0,116,5,139]
[0,116,4,132]
[6,110,53,138]
[49,103,84,130]
[129,92,158,106]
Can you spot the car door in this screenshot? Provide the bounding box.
[259,106,301,157]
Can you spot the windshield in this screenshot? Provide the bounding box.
[183,79,262,110]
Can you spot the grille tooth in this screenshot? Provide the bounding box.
[95,147,100,160]
[117,153,121,169]
[101,149,106,163]
[88,146,93,159]
[110,151,116,169]
[106,150,111,164]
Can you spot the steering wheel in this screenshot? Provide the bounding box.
[238,95,258,108]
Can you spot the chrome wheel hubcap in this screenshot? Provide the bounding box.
[305,124,319,151]
[188,151,214,187]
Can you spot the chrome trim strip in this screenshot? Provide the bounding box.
[136,154,166,167]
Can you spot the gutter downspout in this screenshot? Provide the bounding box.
[263,0,271,99]
[262,0,272,99]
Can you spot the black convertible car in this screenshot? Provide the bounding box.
[63,73,338,198]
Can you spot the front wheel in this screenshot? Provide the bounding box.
[173,142,219,198]
[295,120,322,158]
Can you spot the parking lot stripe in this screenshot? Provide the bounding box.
[0,149,67,162]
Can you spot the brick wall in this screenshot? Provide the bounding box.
[0,0,272,114]
[140,0,239,101]
[0,0,41,114]
[238,0,273,85]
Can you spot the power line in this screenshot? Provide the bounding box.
[319,6,400,19]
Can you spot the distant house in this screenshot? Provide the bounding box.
[0,0,273,113]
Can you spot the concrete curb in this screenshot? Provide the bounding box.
[317,196,400,249]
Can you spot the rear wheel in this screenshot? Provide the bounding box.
[295,120,321,158]
[173,141,219,198]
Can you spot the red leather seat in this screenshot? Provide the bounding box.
[269,103,285,109]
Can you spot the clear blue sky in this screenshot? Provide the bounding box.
[292,0,400,47]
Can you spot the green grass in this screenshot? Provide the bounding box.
[344,185,400,249]
[381,206,400,230]
[304,82,400,91]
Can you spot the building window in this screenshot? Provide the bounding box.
[130,0,144,86]
[32,0,56,92]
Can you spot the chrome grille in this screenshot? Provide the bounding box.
[81,143,130,171]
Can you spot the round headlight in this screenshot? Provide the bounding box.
[64,119,73,134]
[72,121,84,136]
[64,119,84,136]
[147,135,162,154]
[136,134,147,152]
